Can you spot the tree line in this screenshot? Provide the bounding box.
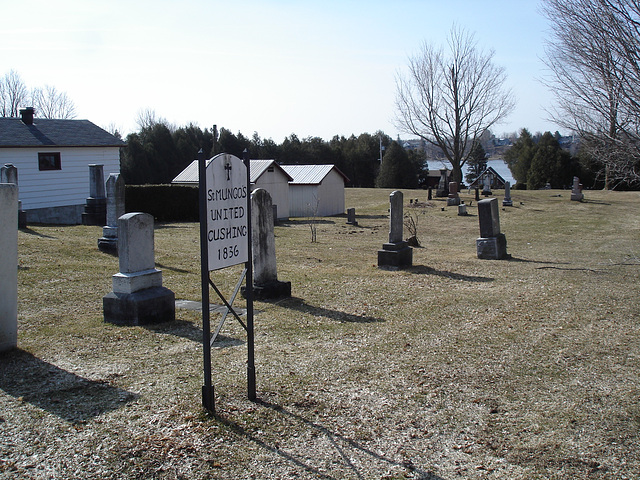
[120,117,428,188]
[0,70,76,119]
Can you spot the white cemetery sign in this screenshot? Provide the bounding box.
[205,154,249,270]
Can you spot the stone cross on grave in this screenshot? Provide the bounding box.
[224,162,232,180]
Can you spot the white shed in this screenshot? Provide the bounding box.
[0,108,124,224]
[280,164,349,217]
[172,158,293,219]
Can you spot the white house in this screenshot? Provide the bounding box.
[172,158,293,219]
[0,108,124,224]
[280,164,349,217]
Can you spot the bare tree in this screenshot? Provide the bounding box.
[395,26,515,184]
[0,70,28,117]
[541,0,640,188]
[31,85,77,119]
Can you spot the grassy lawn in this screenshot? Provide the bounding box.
[1,187,639,479]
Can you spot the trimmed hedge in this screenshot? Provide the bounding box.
[125,184,199,222]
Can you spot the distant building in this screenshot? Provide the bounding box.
[280,164,349,217]
[0,107,124,224]
[172,158,293,219]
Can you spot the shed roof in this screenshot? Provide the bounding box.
[0,117,125,148]
[280,164,349,185]
[468,166,506,188]
[171,158,293,184]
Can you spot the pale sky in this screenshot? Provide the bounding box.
[2,0,555,141]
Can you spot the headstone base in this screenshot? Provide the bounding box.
[378,241,413,270]
[447,197,461,206]
[242,280,292,300]
[103,286,175,325]
[502,200,513,207]
[436,189,448,197]
[570,193,584,201]
[82,197,107,226]
[476,234,508,260]
[98,236,118,254]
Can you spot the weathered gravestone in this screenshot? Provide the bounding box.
[82,164,107,226]
[447,181,461,206]
[482,172,493,196]
[378,190,413,269]
[476,198,508,259]
[503,181,513,207]
[1,164,26,228]
[436,169,449,197]
[98,173,125,254]
[103,212,175,325]
[244,188,291,300]
[0,184,18,352]
[458,203,468,216]
[571,176,584,201]
[346,207,358,226]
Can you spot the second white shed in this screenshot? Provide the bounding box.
[280,164,349,217]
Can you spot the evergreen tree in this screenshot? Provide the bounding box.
[465,141,488,185]
[504,128,536,185]
[375,141,419,188]
[527,131,574,189]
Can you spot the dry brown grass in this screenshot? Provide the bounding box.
[1,188,639,479]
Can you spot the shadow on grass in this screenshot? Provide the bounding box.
[19,227,56,239]
[409,265,494,282]
[278,219,337,227]
[146,320,244,348]
[273,296,384,323]
[0,349,138,424]
[507,256,571,265]
[216,398,443,480]
[155,262,191,274]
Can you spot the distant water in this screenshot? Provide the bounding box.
[431,158,516,186]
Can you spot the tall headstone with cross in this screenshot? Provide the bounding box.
[103,212,175,325]
[503,181,513,207]
[378,190,413,269]
[476,198,508,259]
[436,169,449,197]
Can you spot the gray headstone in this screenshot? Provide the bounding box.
[88,164,106,199]
[0,184,18,352]
[104,211,175,325]
[503,181,513,206]
[571,176,584,201]
[478,198,501,238]
[251,189,278,285]
[118,212,155,274]
[389,190,404,244]
[105,173,125,228]
[346,207,358,225]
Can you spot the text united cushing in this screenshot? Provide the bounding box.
[208,225,247,241]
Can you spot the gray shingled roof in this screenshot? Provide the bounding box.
[0,117,125,147]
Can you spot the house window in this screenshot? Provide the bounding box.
[38,152,61,171]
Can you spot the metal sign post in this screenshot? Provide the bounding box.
[199,150,255,414]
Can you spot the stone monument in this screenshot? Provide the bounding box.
[458,203,468,216]
[245,188,291,300]
[378,190,413,269]
[98,173,125,254]
[0,184,18,352]
[476,198,508,260]
[482,171,493,196]
[103,212,175,325]
[447,181,461,206]
[436,169,449,197]
[346,207,358,226]
[503,181,513,207]
[571,176,584,201]
[1,164,26,228]
[82,164,107,226]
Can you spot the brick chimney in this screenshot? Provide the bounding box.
[20,107,34,125]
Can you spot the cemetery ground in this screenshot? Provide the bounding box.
[2,188,640,480]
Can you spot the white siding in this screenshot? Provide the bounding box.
[315,169,346,216]
[0,147,120,210]
[253,168,290,219]
[289,185,320,217]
